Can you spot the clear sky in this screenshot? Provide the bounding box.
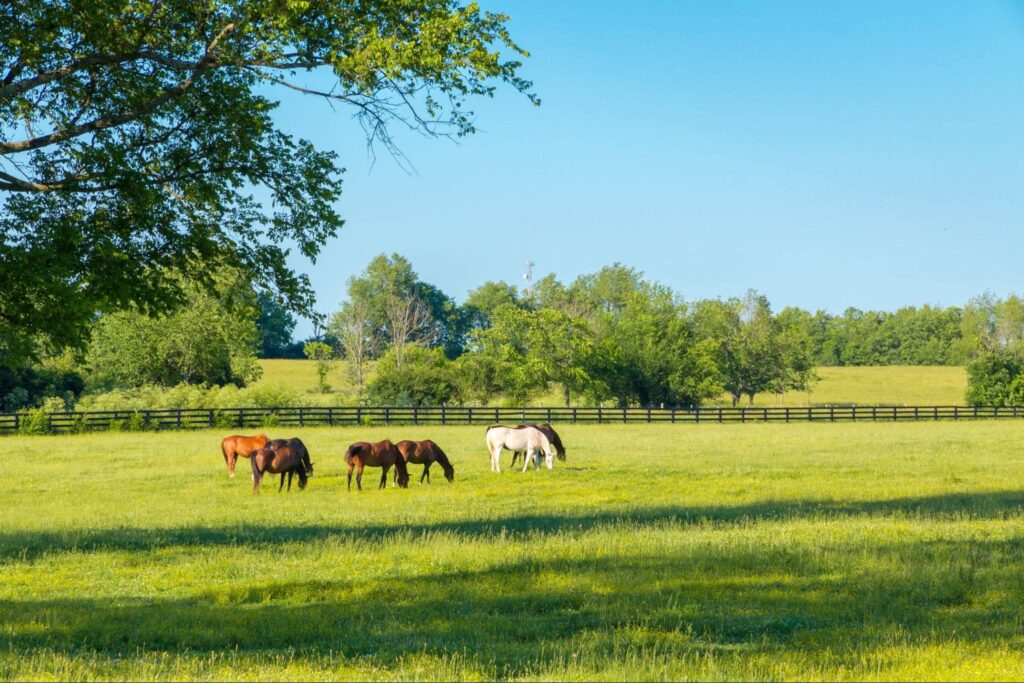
[272,0,1024,338]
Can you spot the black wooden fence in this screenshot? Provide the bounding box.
[2,404,1023,435]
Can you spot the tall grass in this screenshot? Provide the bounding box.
[1,422,1022,680]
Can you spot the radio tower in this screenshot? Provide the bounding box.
[523,260,535,294]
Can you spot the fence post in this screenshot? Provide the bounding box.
[298,407,304,428]
[740,408,745,423]
[872,406,877,421]
[623,407,627,424]
[671,407,677,424]
[934,406,939,421]
[954,405,958,420]
[384,407,390,425]
[328,407,334,426]
[13,413,19,432]
[442,405,447,426]
[547,407,552,423]
[598,407,603,424]
[414,406,419,425]
[207,409,213,428]
[573,407,577,423]
[468,406,474,424]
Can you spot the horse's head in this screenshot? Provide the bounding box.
[557,449,567,462]
[305,460,314,476]
[442,463,455,483]
[396,467,410,488]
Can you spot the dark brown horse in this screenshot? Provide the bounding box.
[221,433,270,477]
[344,440,409,491]
[509,423,566,467]
[250,444,310,494]
[268,437,314,491]
[396,440,455,484]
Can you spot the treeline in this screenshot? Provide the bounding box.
[4,253,1023,412]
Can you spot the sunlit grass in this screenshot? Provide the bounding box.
[256,360,968,408]
[1,422,1022,680]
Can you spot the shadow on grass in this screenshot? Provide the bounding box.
[2,536,1023,674]
[2,488,1024,563]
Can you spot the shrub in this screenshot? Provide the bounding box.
[965,349,1024,407]
[18,408,51,435]
[126,411,150,432]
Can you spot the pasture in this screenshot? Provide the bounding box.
[2,422,1023,680]
[254,360,969,407]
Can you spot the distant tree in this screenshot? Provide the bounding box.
[464,281,524,329]
[86,272,262,389]
[256,293,299,358]
[303,341,335,394]
[366,344,458,406]
[965,349,1024,406]
[328,301,378,392]
[341,253,466,361]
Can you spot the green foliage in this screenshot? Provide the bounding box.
[86,271,263,390]
[255,293,300,358]
[125,412,149,432]
[16,408,49,435]
[0,1,535,366]
[0,364,84,412]
[366,344,459,406]
[303,341,335,394]
[464,281,526,329]
[965,349,1024,406]
[339,253,470,359]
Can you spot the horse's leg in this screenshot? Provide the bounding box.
[347,462,354,491]
[490,444,501,473]
[228,451,237,478]
[511,450,520,468]
[422,463,430,484]
[278,472,285,493]
[287,470,294,491]
[356,463,364,491]
[522,447,533,473]
[380,464,390,489]
[546,449,554,470]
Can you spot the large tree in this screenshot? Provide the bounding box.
[0,1,535,366]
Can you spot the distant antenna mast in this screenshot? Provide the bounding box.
[523,260,535,293]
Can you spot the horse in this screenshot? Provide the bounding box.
[250,444,309,494]
[344,440,409,491]
[509,423,566,467]
[485,425,554,473]
[268,437,314,491]
[221,433,270,477]
[395,440,455,484]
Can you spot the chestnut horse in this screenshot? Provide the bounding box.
[344,440,409,491]
[221,433,270,477]
[269,437,314,491]
[250,443,311,494]
[509,423,566,467]
[396,440,455,484]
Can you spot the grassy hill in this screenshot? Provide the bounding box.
[255,360,968,407]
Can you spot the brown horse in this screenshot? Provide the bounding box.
[396,440,455,484]
[268,437,314,491]
[221,433,270,477]
[509,424,566,467]
[250,444,310,494]
[344,440,409,491]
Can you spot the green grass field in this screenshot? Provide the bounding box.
[2,422,1023,680]
[255,360,968,407]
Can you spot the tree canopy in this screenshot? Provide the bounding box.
[0,0,535,367]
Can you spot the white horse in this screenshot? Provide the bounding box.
[485,425,554,473]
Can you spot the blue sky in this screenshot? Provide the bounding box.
[272,0,1024,337]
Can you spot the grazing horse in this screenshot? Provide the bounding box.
[250,444,309,494]
[396,440,455,484]
[344,440,409,491]
[221,433,270,477]
[268,437,314,491]
[485,425,554,473]
[509,423,566,467]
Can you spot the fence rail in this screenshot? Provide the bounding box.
[1,404,1022,435]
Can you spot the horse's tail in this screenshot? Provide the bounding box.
[250,453,262,493]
